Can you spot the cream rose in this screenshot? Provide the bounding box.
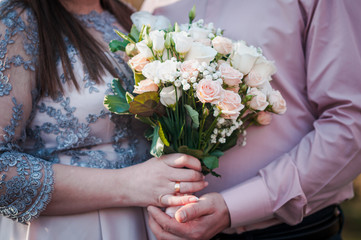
[128,53,150,72]
[247,87,269,111]
[218,90,244,119]
[185,42,217,64]
[269,90,287,114]
[244,57,276,87]
[212,36,233,55]
[172,31,193,55]
[160,85,182,108]
[256,111,272,125]
[196,78,224,104]
[219,63,243,86]
[231,41,261,74]
[133,79,159,94]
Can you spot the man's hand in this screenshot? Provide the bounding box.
[148,192,231,240]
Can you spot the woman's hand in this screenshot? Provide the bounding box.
[148,193,231,240]
[119,153,208,207]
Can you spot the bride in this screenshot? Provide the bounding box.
[0,0,207,239]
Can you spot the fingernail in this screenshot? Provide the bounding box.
[189,196,199,202]
[205,181,209,187]
[177,211,187,223]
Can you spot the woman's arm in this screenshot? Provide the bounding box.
[43,154,206,216]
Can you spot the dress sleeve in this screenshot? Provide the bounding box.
[0,8,54,223]
[222,0,361,228]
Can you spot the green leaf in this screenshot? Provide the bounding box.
[126,92,134,103]
[129,25,140,42]
[129,92,160,117]
[103,95,129,114]
[114,29,135,43]
[111,78,127,98]
[184,104,199,128]
[202,155,219,170]
[210,150,224,158]
[134,72,146,85]
[109,39,128,52]
[158,122,170,147]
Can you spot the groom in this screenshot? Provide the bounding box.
[143,0,361,239]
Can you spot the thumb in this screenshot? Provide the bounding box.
[174,200,211,223]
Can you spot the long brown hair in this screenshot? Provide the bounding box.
[1,0,133,98]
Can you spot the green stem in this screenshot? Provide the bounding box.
[198,103,206,149]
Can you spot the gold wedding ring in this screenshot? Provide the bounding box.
[174,181,181,193]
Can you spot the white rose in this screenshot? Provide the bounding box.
[172,31,193,55]
[142,60,161,80]
[185,42,217,65]
[258,80,273,97]
[157,60,179,83]
[231,41,261,75]
[212,36,233,55]
[131,11,171,31]
[189,26,211,42]
[247,87,269,111]
[136,40,153,58]
[160,85,182,108]
[245,56,276,87]
[268,90,287,114]
[149,30,165,54]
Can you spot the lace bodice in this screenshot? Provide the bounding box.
[0,1,150,223]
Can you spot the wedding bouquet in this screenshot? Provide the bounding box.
[104,7,286,176]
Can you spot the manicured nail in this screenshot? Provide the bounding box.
[189,196,199,202]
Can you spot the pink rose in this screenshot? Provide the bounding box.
[180,60,199,79]
[212,36,233,55]
[247,88,269,111]
[196,79,224,104]
[133,79,158,94]
[128,53,150,72]
[218,90,244,119]
[256,111,272,125]
[219,63,243,86]
[269,90,287,114]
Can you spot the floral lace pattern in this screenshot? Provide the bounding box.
[0,3,149,223]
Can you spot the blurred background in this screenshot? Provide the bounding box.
[122,1,361,239]
[342,175,361,240]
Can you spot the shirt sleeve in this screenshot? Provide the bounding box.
[221,0,361,228]
[0,7,54,223]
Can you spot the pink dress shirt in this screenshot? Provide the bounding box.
[148,0,361,233]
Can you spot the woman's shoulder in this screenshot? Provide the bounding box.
[0,0,38,37]
[0,0,38,66]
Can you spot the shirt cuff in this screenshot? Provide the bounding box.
[221,175,273,229]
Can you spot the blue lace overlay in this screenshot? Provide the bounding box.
[1,4,149,223]
[0,152,53,223]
